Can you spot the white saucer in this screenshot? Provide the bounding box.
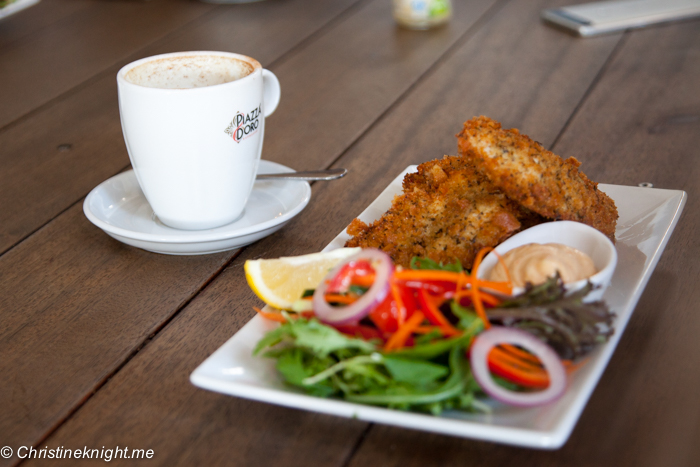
[83,160,311,255]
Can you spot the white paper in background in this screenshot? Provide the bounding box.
[0,0,40,20]
[542,0,700,36]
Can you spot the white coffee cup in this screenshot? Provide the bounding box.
[117,51,281,230]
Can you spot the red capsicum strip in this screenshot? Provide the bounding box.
[384,311,425,351]
[394,270,512,295]
[487,346,550,388]
[416,288,461,336]
[327,260,375,293]
[498,343,544,366]
[490,346,544,372]
[488,359,550,388]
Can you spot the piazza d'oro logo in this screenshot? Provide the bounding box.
[224,104,262,143]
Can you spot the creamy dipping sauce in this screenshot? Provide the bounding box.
[487,243,597,288]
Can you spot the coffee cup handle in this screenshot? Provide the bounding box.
[262,69,281,117]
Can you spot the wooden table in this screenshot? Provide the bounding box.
[1,0,698,465]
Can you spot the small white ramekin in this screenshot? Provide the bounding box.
[477,221,617,302]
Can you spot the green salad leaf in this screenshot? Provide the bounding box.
[410,257,464,272]
[253,266,614,416]
[254,315,376,358]
[254,315,488,415]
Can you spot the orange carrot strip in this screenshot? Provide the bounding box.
[254,307,314,322]
[323,293,359,305]
[351,274,376,287]
[494,347,583,380]
[394,270,466,283]
[488,352,550,388]
[498,344,542,365]
[451,271,471,307]
[475,249,513,295]
[395,269,511,294]
[472,246,493,277]
[439,326,461,336]
[470,247,492,329]
[452,283,467,302]
[254,307,288,322]
[492,250,513,286]
[472,293,489,328]
[390,280,407,327]
[478,291,502,306]
[475,281,513,294]
[456,270,467,294]
[472,254,513,296]
[452,288,503,307]
[384,311,425,351]
[564,357,587,374]
[490,346,543,372]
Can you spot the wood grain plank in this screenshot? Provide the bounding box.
[19,247,371,467]
[0,0,365,462]
[260,0,498,171]
[345,17,700,467]
[285,0,621,231]
[21,0,625,465]
[0,0,497,252]
[0,0,504,458]
[0,204,233,467]
[0,0,93,51]
[0,0,215,129]
[0,0,362,254]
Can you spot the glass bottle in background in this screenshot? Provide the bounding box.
[393,0,452,30]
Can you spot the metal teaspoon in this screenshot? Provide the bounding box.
[256,168,347,181]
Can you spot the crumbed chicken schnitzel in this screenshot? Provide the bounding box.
[345,117,617,268]
[457,116,618,239]
[345,156,543,268]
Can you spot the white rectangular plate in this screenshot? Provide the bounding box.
[191,166,686,449]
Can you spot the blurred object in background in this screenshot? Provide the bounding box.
[200,0,266,4]
[542,0,700,36]
[0,0,40,20]
[393,0,452,29]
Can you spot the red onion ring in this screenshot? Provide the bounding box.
[313,249,393,325]
[470,326,567,407]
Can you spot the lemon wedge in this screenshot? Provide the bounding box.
[244,248,361,310]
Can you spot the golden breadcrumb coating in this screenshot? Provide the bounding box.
[345,117,617,268]
[345,156,542,268]
[457,116,618,239]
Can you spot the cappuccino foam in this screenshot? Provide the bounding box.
[125,55,254,89]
